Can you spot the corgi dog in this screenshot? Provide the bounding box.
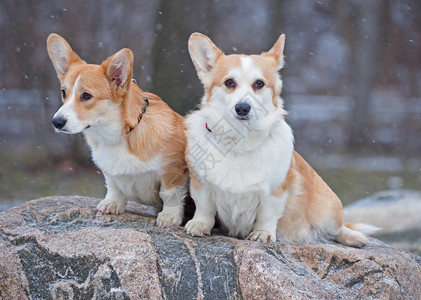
[47,34,187,227]
[184,33,378,247]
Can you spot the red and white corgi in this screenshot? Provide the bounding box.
[184,33,378,247]
[47,34,187,227]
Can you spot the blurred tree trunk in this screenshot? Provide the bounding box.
[348,0,384,151]
[151,0,215,114]
[2,0,36,89]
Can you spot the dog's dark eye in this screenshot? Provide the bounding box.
[254,80,265,89]
[61,89,66,99]
[81,92,92,101]
[224,78,236,88]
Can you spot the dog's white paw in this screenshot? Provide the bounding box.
[185,220,212,236]
[338,232,368,248]
[156,209,183,228]
[97,198,126,215]
[247,230,276,242]
[349,236,368,248]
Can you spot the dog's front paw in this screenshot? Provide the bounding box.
[185,220,212,236]
[247,230,276,242]
[97,198,126,215]
[156,208,183,228]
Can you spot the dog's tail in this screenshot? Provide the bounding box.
[345,222,381,235]
[336,223,381,248]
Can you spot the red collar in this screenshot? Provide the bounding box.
[205,122,212,132]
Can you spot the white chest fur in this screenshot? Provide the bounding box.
[89,139,164,176]
[187,113,293,193]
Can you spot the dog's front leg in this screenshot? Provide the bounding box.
[97,174,127,215]
[247,192,289,242]
[156,185,186,228]
[185,183,216,236]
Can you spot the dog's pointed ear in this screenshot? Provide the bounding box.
[47,33,83,81]
[188,33,223,83]
[265,34,286,70]
[102,48,133,94]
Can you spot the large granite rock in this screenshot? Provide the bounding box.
[344,189,421,256]
[0,196,420,299]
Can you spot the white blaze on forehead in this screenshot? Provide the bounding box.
[240,56,253,71]
[240,56,263,80]
[54,74,81,119]
[68,74,81,104]
[224,56,264,98]
[224,56,264,85]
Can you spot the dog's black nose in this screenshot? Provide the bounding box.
[52,117,67,129]
[235,102,251,116]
